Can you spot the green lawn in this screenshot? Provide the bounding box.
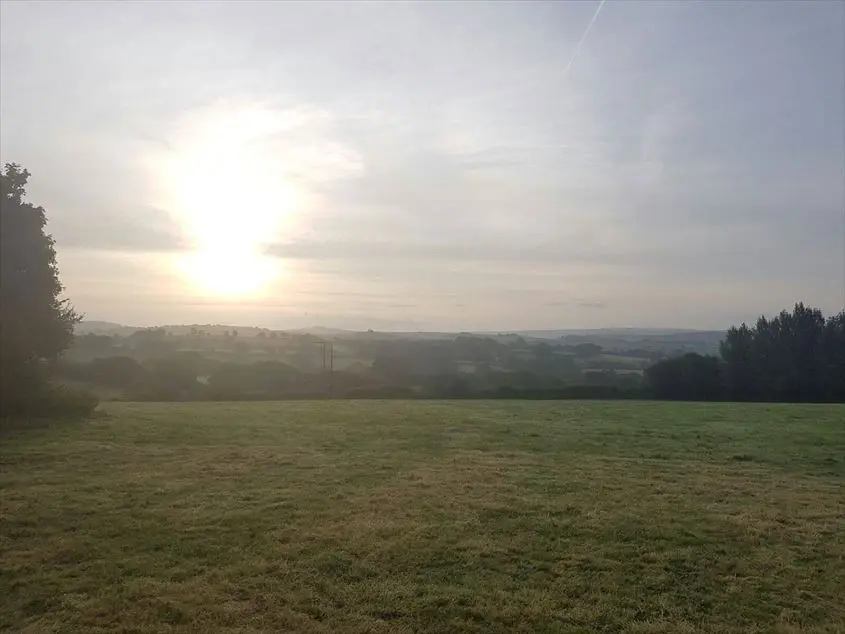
[2,401,844,633]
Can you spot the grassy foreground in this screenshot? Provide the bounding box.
[1,401,844,633]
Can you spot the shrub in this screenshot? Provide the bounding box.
[1,383,99,421]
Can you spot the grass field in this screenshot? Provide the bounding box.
[2,401,844,633]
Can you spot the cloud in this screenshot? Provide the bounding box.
[546,300,607,310]
[51,207,185,253]
[1,1,843,329]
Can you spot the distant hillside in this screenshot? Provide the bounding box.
[504,328,717,339]
[74,321,141,336]
[156,324,273,337]
[76,322,277,337]
[75,320,724,354]
[555,331,725,355]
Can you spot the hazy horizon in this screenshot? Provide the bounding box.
[2,1,843,331]
[77,317,726,335]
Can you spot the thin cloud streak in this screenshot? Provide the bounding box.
[562,0,607,75]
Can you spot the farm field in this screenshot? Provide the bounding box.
[2,400,844,633]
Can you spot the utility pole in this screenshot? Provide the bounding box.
[315,341,326,371]
[314,340,333,397]
[329,341,334,397]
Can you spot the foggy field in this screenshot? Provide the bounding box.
[2,401,844,633]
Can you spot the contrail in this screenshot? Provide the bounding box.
[563,0,607,75]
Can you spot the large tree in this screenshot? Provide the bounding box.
[1,163,79,416]
[719,303,844,403]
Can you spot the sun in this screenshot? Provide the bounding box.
[177,250,280,298]
[157,102,305,298]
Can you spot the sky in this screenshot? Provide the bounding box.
[1,0,843,331]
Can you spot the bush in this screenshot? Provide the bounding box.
[42,385,100,418]
[645,353,724,401]
[1,383,99,421]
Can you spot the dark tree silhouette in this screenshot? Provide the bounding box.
[719,323,755,400]
[822,311,845,401]
[645,353,724,401]
[645,303,844,403]
[1,164,80,416]
[719,303,844,402]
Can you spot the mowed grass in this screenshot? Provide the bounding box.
[1,401,844,633]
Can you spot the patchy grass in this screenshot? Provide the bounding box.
[1,400,844,633]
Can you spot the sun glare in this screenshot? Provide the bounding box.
[159,102,306,298]
[178,250,279,298]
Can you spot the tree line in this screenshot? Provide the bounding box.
[646,304,844,402]
[54,351,647,402]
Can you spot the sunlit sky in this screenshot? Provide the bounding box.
[1,1,843,331]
